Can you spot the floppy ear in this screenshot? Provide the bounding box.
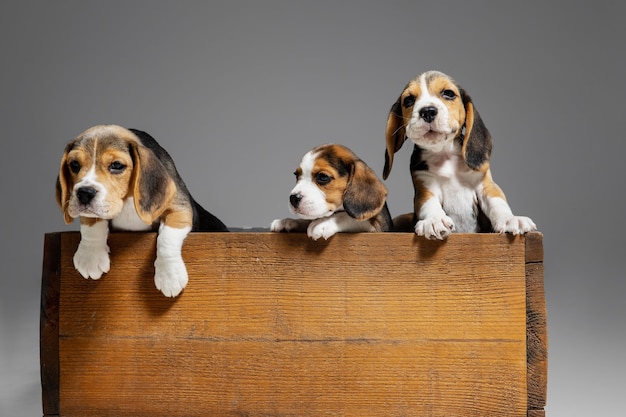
[383,97,407,180]
[460,88,493,171]
[129,142,177,225]
[56,144,74,224]
[344,160,388,220]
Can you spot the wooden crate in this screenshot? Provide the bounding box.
[40,231,547,417]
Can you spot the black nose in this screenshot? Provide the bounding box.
[76,187,97,204]
[419,106,438,123]
[289,193,303,208]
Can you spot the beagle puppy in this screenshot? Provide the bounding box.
[56,124,228,297]
[270,144,392,240]
[384,70,536,239]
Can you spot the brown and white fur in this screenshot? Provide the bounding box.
[384,71,536,239]
[56,124,228,297]
[271,144,392,240]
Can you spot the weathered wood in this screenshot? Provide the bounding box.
[526,232,547,415]
[40,233,60,417]
[524,231,544,263]
[41,231,546,417]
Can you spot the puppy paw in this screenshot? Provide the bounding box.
[270,218,304,232]
[494,216,537,235]
[308,217,339,240]
[154,257,188,297]
[73,242,110,279]
[415,216,455,240]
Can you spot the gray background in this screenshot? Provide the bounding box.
[1,1,624,416]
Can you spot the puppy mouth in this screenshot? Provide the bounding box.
[72,207,102,219]
[290,204,334,220]
[79,206,103,217]
[423,128,445,140]
[69,201,112,219]
[407,123,453,147]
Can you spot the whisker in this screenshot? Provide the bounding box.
[391,124,408,137]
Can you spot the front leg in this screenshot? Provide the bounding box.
[307,212,376,240]
[482,196,536,234]
[270,218,310,233]
[74,218,110,279]
[154,224,191,297]
[412,176,454,240]
[415,197,455,240]
[480,177,537,235]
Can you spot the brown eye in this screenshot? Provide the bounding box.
[315,172,332,185]
[441,89,456,100]
[68,160,81,174]
[109,161,126,174]
[403,95,416,108]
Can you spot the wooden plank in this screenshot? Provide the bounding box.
[59,338,525,417]
[43,231,539,417]
[40,233,60,417]
[526,234,547,414]
[525,232,544,263]
[59,233,527,342]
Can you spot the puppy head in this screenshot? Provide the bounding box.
[383,70,492,178]
[56,125,176,224]
[289,144,387,221]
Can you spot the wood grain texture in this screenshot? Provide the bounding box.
[526,232,547,414]
[40,233,60,417]
[524,232,544,263]
[41,231,545,417]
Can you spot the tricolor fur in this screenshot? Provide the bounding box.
[56,124,228,297]
[384,71,536,239]
[271,144,392,240]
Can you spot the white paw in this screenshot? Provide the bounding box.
[415,216,455,240]
[154,257,188,297]
[307,217,339,240]
[73,241,110,279]
[270,218,302,232]
[494,216,537,235]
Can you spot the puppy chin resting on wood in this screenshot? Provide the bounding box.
[56,124,228,297]
[271,144,392,240]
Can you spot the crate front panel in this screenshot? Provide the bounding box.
[52,232,529,417]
